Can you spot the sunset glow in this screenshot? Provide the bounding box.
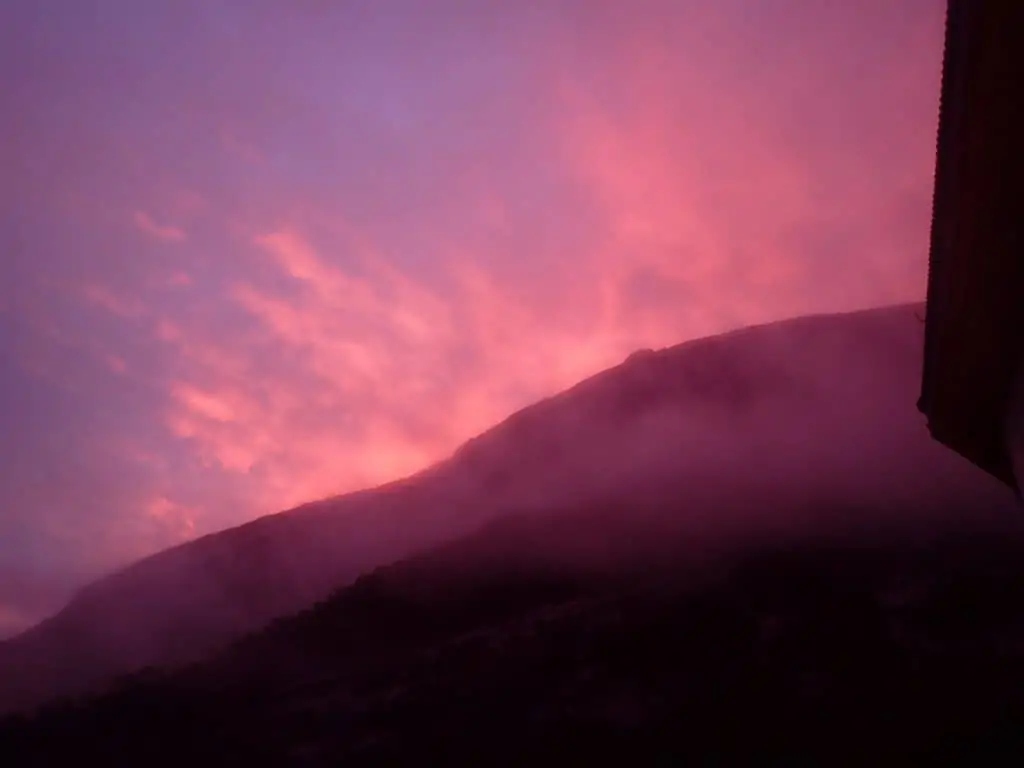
[1,0,945,633]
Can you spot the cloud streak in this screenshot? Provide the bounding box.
[0,0,945,633]
[133,211,187,243]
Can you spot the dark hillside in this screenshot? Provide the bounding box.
[4,500,1024,766]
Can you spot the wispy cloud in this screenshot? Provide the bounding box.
[144,495,196,541]
[0,0,945,622]
[81,283,144,319]
[133,211,187,243]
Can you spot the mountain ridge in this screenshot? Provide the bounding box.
[0,301,1016,715]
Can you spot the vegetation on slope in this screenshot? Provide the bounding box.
[3,503,1024,765]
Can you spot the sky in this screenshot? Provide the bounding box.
[0,0,945,636]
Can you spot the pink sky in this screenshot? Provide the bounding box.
[0,0,945,633]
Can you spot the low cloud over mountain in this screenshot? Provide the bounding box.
[0,303,1016,717]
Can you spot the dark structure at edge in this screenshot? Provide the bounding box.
[919,0,1024,494]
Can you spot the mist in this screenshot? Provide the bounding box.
[1,302,1018,718]
[7,2,1020,760]
[0,0,944,638]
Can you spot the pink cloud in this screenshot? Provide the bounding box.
[167,272,193,287]
[133,211,187,243]
[5,1,946,577]
[147,10,942,519]
[81,283,144,319]
[105,354,128,375]
[144,495,197,542]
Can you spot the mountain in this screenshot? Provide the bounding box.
[0,302,1017,716]
[4,491,1024,764]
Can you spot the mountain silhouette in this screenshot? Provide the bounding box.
[3,493,1024,764]
[0,302,1017,719]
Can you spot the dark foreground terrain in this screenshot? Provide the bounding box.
[3,500,1024,767]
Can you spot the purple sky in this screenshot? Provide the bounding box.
[0,0,944,636]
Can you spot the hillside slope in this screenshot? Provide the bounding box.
[0,302,1016,714]
[4,497,1024,765]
